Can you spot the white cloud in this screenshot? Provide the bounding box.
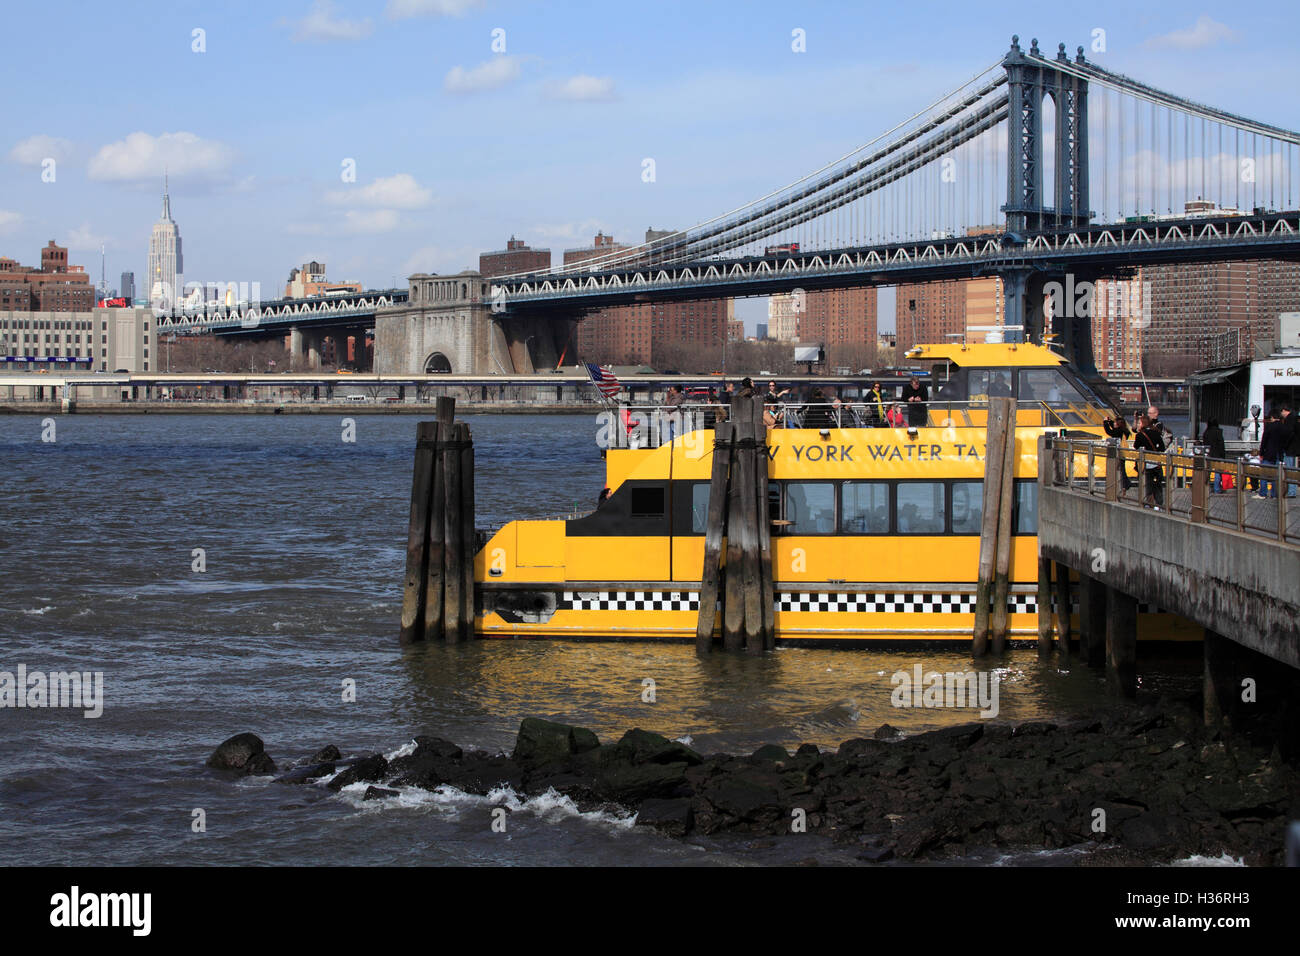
[548,74,616,102]
[286,1,373,43]
[87,131,236,183]
[327,173,432,209]
[0,210,21,233]
[65,223,112,250]
[9,134,73,165]
[385,0,483,20]
[444,57,522,94]
[1146,16,1240,50]
[529,218,610,243]
[401,243,481,275]
[343,209,401,233]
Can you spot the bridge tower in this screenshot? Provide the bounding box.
[999,37,1100,374]
[1002,36,1091,233]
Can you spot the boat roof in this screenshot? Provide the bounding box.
[904,342,1065,367]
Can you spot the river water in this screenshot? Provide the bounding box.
[0,413,1202,865]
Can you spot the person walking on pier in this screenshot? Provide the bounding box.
[1257,410,1286,499]
[1202,418,1227,493]
[1281,403,1298,497]
[1103,414,1133,494]
[1134,413,1167,509]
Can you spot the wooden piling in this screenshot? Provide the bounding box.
[441,419,464,643]
[423,399,455,641]
[695,422,733,654]
[753,395,776,650]
[724,408,748,652]
[973,397,1009,655]
[990,399,1018,653]
[1036,556,1053,660]
[1078,574,1107,667]
[458,421,476,642]
[1105,586,1137,697]
[1053,561,1073,654]
[399,420,438,644]
[735,400,764,654]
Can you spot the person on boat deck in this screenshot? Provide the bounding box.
[865,382,886,425]
[886,403,907,427]
[767,381,791,402]
[736,376,756,400]
[1102,413,1133,492]
[663,385,684,441]
[827,388,844,426]
[902,375,928,427]
[597,486,611,507]
[802,387,835,429]
[987,370,1013,397]
[1201,418,1226,493]
[705,388,726,427]
[1133,413,1167,509]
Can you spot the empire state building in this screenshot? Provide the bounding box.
[147,176,183,309]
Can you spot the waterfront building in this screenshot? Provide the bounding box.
[894,279,967,353]
[0,305,154,373]
[147,177,183,310]
[284,261,363,299]
[0,241,95,312]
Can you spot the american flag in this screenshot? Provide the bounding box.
[585,363,622,400]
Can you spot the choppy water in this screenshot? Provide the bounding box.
[0,413,1201,865]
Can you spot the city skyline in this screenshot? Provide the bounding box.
[3,2,1299,334]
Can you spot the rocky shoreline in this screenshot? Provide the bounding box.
[206,701,1299,865]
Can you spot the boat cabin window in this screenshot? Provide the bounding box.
[950,480,984,534]
[841,481,890,533]
[630,486,665,518]
[690,483,710,533]
[1014,480,1038,534]
[784,482,835,534]
[1018,368,1087,406]
[896,481,946,533]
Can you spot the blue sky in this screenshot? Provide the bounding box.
[2,1,1297,331]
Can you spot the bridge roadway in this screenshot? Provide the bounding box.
[1035,436,1300,726]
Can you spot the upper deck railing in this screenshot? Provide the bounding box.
[602,400,1107,449]
[1043,436,1300,545]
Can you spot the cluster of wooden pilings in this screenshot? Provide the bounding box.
[972,396,1019,656]
[399,396,476,644]
[696,394,775,655]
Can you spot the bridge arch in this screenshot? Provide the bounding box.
[424,351,452,374]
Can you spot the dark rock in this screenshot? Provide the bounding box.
[513,718,600,768]
[412,736,463,761]
[611,729,702,767]
[443,753,524,794]
[857,844,894,862]
[1012,721,1057,737]
[327,754,389,791]
[795,743,821,758]
[873,723,900,740]
[913,723,984,748]
[751,744,791,763]
[838,738,888,760]
[363,786,400,801]
[309,745,341,763]
[275,762,336,784]
[595,761,691,803]
[636,797,694,837]
[207,733,277,775]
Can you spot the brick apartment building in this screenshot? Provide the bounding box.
[0,241,95,312]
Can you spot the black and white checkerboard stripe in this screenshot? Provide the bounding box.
[562,591,699,612]
[557,589,1164,615]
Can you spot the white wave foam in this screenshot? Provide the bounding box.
[335,780,637,829]
[1169,853,1244,867]
[384,740,418,760]
[22,606,53,616]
